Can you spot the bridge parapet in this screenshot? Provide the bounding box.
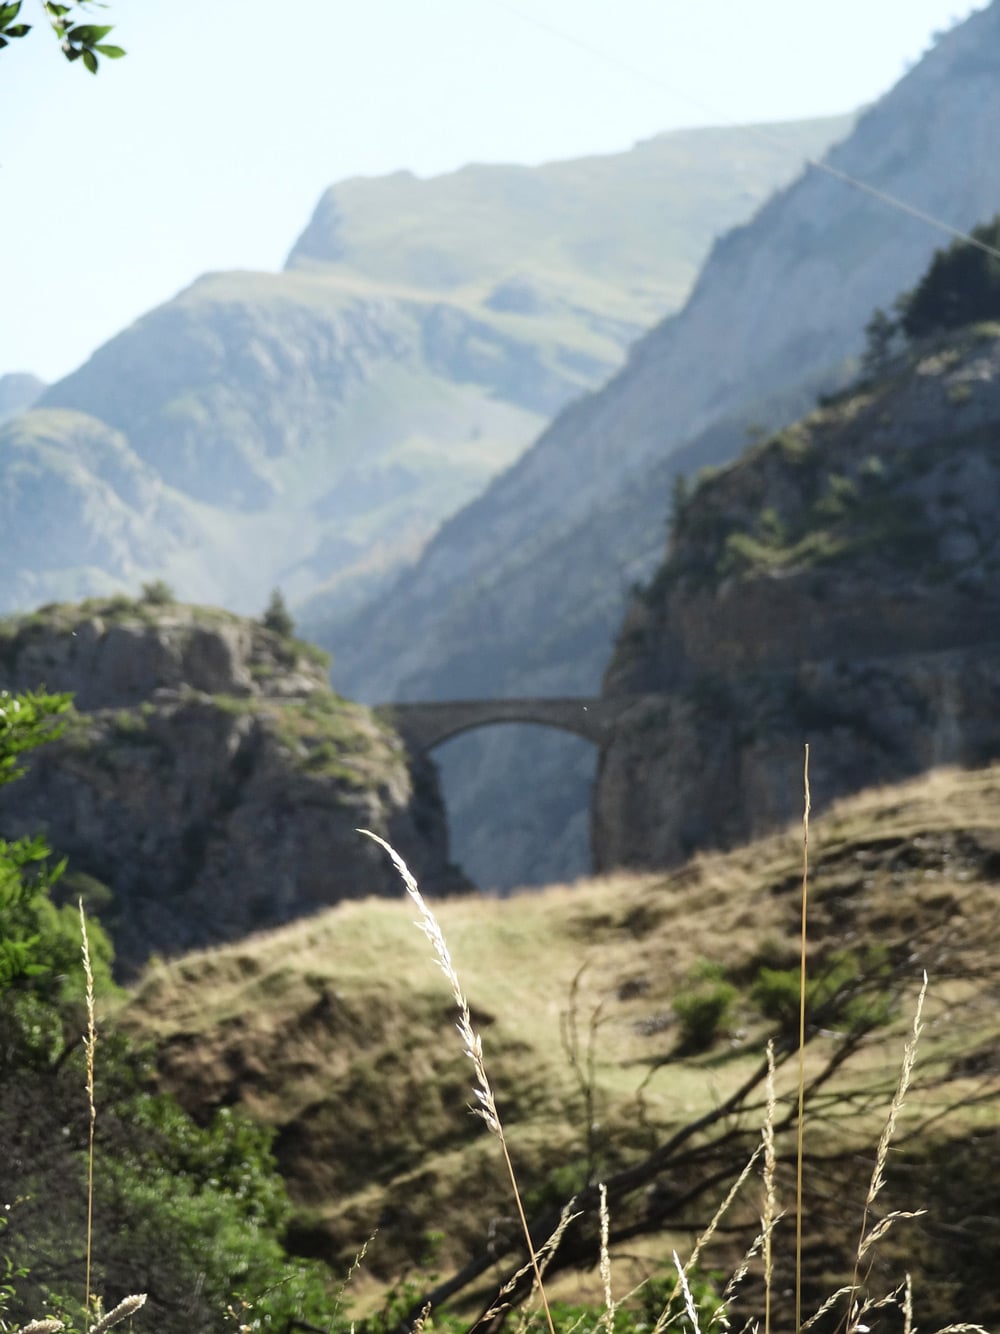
[376,696,631,753]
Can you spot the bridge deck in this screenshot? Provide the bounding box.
[376,696,633,751]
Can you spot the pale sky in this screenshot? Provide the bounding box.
[1,0,987,382]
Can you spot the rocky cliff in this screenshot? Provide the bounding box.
[594,324,1000,869]
[329,1,1000,888]
[0,598,466,975]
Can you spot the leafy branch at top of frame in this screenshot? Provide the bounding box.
[0,1,125,72]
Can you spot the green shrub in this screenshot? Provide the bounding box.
[0,688,340,1334]
[139,579,175,605]
[5,1043,338,1334]
[751,945,895,1037]
[673,960,737,1053]
[295,636,333,671]
[261,587,295,638]
[898,213,1000,339]
[101,592,136,617]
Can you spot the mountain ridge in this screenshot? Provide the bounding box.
[1,116,849,623]
[325,1,1000,888]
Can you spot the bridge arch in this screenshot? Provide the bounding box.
[376,696,624,754]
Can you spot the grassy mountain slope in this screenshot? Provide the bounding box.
[120,762,1000,1327]
[0,409,202,610]
[326,2,1000,890]
[3,116,849,623]
[288,119,855,327]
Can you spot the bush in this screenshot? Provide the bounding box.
[673,960,737,1053]
[139,579,175,605]
[261,587,295,638]
[4,1042,338,1334]
[897,213,1000,340]
[860,306,901,379]
[751,946,895,1037]
[0,688,339,1334]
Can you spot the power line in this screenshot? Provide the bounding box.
[484,0,1000,264]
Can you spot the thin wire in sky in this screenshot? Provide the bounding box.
[485,0,1000,264]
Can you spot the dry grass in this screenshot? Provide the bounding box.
[79,902,97,1321]
[359,827,556,1334]
[10,763,1000,1331]
[344,798,992,1334]
[12,908,150,1334]
[112,762,1000,1324]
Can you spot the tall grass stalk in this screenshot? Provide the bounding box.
[795,745,811,1334]
[762,1041,777,1334]
[79,900,97,1321]
[671,1252,701,1334]
[844,972,928,1332]
[597,1184,614,1332]
[77,902,147,1334]
[493,1198,581,1328]
[649,1142,762,1334]
[359,830,556,1334]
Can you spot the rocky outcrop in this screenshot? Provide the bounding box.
[594,326,1000,870]
[0,599,466,975]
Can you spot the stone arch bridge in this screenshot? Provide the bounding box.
[376,695,639,754]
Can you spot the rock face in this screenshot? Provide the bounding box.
[0,600,466,975]
[594,325,1000,869]
[330,1,1000,889]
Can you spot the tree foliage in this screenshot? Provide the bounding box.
[897,214,1000,340]
[139,578,175,606]
[0,687,339,1334]
[262,587,296,639]
[0,688,70,788]
[0,690,113,1009]
[0,1,125,73]
[860,306,901,379]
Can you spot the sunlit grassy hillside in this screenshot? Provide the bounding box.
[123,761,1000,1327]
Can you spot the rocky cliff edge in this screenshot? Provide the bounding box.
[595,324,1000,868]
[0,597,467,974]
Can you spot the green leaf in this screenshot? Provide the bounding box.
[67,22,112,43]
[0,2,22,24]
[0,36,8,48]
[63,44,81,60]
[81,45,97,72]
[3,22,29,35]
[94,41,124,57]
[44,2,70,14]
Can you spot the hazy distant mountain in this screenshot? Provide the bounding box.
[1,116,849,620]
[0,372,44,423]
[327,1,1000,890]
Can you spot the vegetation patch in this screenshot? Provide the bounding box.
[267,693,396,786]
[0,689,338,1334]
[716,464,934,580]
[671,959,738,1053]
